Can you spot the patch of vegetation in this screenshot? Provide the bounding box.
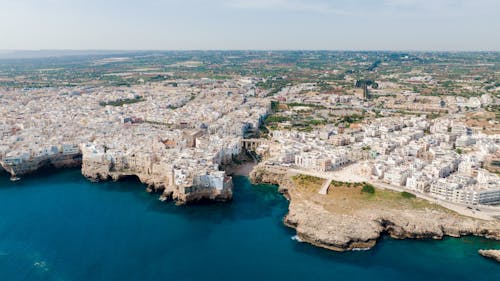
[306,119,326,126]
[256,78,290,95]
[258,122,270,138]
[292,174,324,185]
[329,180,363,188]
[367,60,381,71]
[361,183,375,194]
[231,154,243,165]
[265,115,291,124]
[287,102,325,109]
[427,113,441,119]
[100,96,144,107]
[270,100,280,112]
[355,79,375,88]
[145,75,168,82]
[340,114,364,124]
[401,191,417,199]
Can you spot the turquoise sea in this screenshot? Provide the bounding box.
[0,169,498,281]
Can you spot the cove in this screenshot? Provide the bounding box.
[0,169,498,281]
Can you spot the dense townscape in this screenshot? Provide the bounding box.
[1,51,498,208]
[0,79,268,202]
[2,0,500,278]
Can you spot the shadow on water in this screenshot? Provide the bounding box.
[146,176,289,224]
[83,172,285,224]
[0,166,7,177]
[1,168,500,281]
[0,167,83,189]
[6,169,290,225]
[94,174,146,193]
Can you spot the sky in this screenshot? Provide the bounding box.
[0,0,499,51]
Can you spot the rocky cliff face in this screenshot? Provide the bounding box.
[249,166,293,196]
[81,152,232,205]
[250,164,500,252]
[284,197,500,251]
[171,186,232,204]
[2,149,232,205]
[0,154,82,177]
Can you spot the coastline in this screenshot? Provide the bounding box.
[478,249,500,263]
[2,157,499,254]
[0,153,82,179]
[1,152,233,205]
[248,163,500,252]
[1,168,498,281]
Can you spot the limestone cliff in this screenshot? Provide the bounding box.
[249,164,500,252]
[81,150,232,205]
[0,153,82,177]
[284,196,499,251]
[249,166,293,196]
[1,147,232,205]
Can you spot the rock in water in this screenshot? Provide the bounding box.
[478,250,500,263]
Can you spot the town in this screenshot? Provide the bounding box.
[0,51,498,210]
[0,79,268,203]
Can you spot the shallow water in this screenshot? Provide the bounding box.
[0,169,498,281]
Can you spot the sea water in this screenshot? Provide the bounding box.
[0,169,498,281]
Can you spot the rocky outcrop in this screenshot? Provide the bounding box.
[249,165,293,196]
[1,148,232,205]
[250,164,500,252]
[171,185,232,205]
[284,197,500,252]
[249,167,285,186]
[81,151,232,205]
[0,153,82,178]
[478,250,500,263]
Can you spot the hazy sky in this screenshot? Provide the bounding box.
[0,0,499,51]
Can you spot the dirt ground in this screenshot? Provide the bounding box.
[290,174,452,216]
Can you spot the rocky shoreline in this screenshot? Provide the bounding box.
[0,153,82,179]
[80,151,233,205]
[478,249,500,263]
[1,151,232,205]
[3,155,500,250]
[249,165,500,252]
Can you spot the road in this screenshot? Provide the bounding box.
[285,163,500,221]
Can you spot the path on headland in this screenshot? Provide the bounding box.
[287,168,341,195]
[319,179,332,195]
[282,163,500,221]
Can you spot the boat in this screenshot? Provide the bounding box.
[10,176,20,182]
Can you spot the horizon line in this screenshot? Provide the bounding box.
[1,49,499,53]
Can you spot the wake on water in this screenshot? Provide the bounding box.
[352,248,371,251]
[291,235,304,243]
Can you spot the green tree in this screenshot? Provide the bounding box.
[401,192,416,199]
[361,184,375,194]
